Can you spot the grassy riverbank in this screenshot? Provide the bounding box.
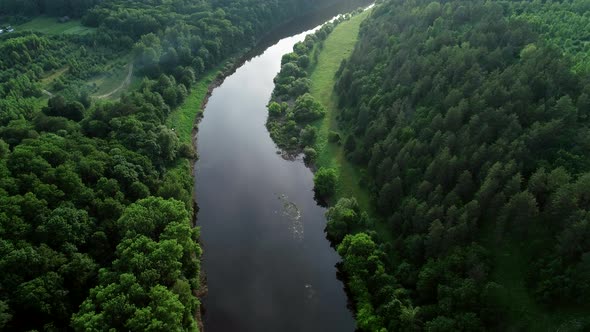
[309,11,373,212]
[167,68,222,145]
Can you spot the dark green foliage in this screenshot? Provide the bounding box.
[42,96,85,121]
[325,197,368,243]
[313,167,337,199]
[303,146,317,165]
[293,93,326,122]
[325,0,590,329]
[299,124,317,147]
[328,131,341,143]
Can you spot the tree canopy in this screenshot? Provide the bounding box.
[320,0,590,330]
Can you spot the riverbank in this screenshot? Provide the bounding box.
[194,14,358,331]
[308,10,372,212]
[166,19,345,331]
[165,66,222,332]
[165,56,249,332]
[169,6,378,331]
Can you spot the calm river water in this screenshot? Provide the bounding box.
[195,2,369,331]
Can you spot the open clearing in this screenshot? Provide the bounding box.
[86,54,138,100]
[17,16,95,35]
[95,63,134,99]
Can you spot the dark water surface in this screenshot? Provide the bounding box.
[195,3,369,331]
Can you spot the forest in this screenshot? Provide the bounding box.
[320,0,590,330]
[2,0,590,330]
[0,0,344,330]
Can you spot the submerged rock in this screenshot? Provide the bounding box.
[277,194,303,241]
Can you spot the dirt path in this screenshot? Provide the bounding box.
[42,89,53,97]
[96,63,134,99]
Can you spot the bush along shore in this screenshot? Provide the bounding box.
[266,10,362,157]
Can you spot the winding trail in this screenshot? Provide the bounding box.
[96,63,134,99]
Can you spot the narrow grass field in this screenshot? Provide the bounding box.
[309,11,373,213]
[166,68,221,144]
[17,16,95,35]
[165,66,222,176]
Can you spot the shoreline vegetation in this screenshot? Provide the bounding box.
[165,4,377,328]
[167,54,250,332]
[266,8,372,205]
[266,6,383,327]
[166,65,222,332]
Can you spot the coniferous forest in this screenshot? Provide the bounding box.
[324,0,590,330]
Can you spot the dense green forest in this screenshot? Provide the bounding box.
[0,0,344,330]
[317,0,590,330]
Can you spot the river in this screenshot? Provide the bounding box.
[195,2,369,331]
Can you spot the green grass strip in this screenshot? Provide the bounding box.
[309,11,372,211]
[167,68,220,145]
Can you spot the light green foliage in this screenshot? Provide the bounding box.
[73,197,200,331]
[306,11,373,214]
[313,167,337,199]
[325,197,367,243]
[303,146,317,165]
[72,274,188,332]
[293,93,326,122]
[266,16,352,150]
[117,197,189,239]
[268,101,283,117]
[511,0,590,73]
